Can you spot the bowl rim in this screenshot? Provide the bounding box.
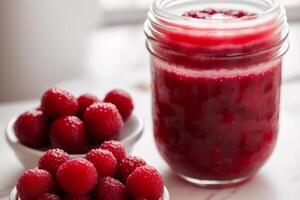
[5,113,144,157]
[10,186,169,200]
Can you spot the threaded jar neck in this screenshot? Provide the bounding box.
[145,0,289,62]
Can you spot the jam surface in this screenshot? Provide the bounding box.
[151,9,281,180]
[183,9,256,20]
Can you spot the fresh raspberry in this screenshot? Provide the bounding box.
[84,102,123,143]
[41,88,78,119]
[17,169,55,200]
[38,193,62,200]
[38,149,70,176]
[99,140,126,162]
[126,166,164,200]
[77,93,99,118]
[56,158,98,196]
[86,149,117,178]
[95,177,127,200]
[14,110,47,148]
[64,194,91,200]
[50,116,88,154]
[118,156,146,182]
[104,89,134,121]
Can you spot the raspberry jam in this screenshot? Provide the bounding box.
[183,9,255,20]
[145,0,288,187]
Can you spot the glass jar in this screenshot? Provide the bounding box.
[144,0,289,187]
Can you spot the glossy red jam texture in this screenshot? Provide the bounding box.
[151,9,282,180]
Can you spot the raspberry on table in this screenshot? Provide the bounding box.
[86,149,118,178]
[95,177,127,200]
[126,165,164,200]
[38,149,70,176]
[38,193,62,200]
[14,110,47,148]
[84,102,123,143]
[63,194,91,200]
[118,156,146,182]
[99,140,126,162]
[41,88,78,119]
[17,169,55,200]
[56,158,98,196]
[77,93,99,118]
[104,89,134,121]
[50,116,88,154]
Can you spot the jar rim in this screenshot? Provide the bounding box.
[145,0,289,60]
[149,0,285,29]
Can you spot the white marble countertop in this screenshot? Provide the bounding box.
[1,22,300,200]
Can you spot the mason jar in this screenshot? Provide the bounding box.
[145,0,289,187]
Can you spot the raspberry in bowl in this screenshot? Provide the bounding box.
[145,0,289,187]
[6,88,143,169]
[9,146,169,200]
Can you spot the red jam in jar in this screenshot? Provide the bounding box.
[145,0,288,187]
